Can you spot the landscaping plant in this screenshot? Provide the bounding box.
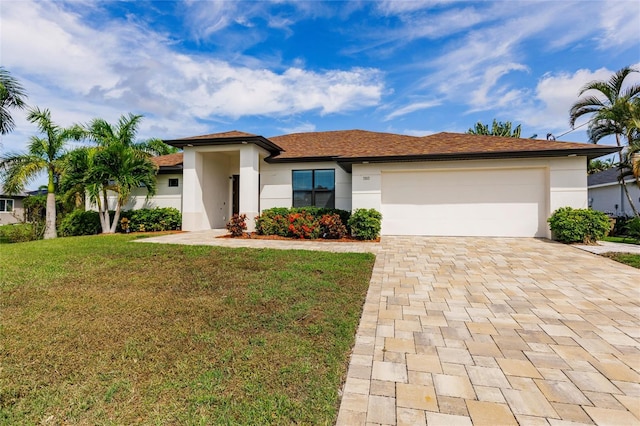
[318,213,347,239]
[226,213,247,237]
[625,216,640,241]
[59,210,101,237]
[348,208,382,240]
[547,207,610,244]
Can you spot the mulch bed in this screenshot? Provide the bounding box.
[218,233,380,243]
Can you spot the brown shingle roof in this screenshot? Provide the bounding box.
[152,153,183,167]
[179,130,258,140]
[269,130,617,160]
[160,130,619,168]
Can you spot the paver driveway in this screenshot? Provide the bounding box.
[337,237,640,426]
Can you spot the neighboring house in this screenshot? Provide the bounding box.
[0,186,27,225]
[588,168,640,216]
[150,130,617,238]
[85,153,183,212]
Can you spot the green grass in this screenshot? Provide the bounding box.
[602,252,640,268]
[0,234,375,424]
[602,235,640,245]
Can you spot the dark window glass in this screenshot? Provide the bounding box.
[168,178,179,187]
[314,170,335,190]
[292,170,313,190]
[292,169,335,208]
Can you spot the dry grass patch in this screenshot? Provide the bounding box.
[0,234,374,424]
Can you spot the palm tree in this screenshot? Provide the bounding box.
[82,114,158,233]
[0,67,27,135]
[570,66,640,216]
[0,107,83,238]
[467,119,522,138]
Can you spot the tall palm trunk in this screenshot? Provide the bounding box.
[615,134,639,216]
[44,192,57,239]
[43,168,57,239]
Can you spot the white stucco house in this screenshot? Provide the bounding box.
[588,168,640,216]
[148,130,617,238]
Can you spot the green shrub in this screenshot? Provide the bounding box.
[547,207,610,244]
[625,217,640,240]
[348,208,382,240]
[120,208,182,232]
[318,213,347,239]
[226,214,247,237]
[59,210,101,237]
[0,223,42,243]
[255,207,350,238]
[255,208,291,236]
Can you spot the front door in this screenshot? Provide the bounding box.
[232,175,240,215]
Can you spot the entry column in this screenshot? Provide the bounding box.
[239,144,260,232]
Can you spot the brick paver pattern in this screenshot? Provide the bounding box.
[336,237,640,426]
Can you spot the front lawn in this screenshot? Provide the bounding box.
[602,235,640,245]
[602,252,640,269]
[0,235,375,424]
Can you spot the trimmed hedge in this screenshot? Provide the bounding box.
[119,207,182,232]
[0,223,42,243]
[255,207,351,238]
[59,210,101,236]
[547,207,610,244]
[254,207,381,240]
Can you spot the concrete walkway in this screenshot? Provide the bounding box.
[337,237,640,426]
[573,240,640,255]
[138,233,640,425]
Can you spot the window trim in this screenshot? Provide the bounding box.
[168,178,179,187]
[0,198,14,213]
[292,169,335,209]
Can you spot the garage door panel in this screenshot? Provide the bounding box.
[381,169,547,237]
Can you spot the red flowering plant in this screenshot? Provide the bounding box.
[287,212,320,239]
[226,213,247,237]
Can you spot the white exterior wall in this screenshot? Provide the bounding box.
[259,161,352,211]
[352,156,588,238]
[589,180,640,216]
[85,174,183,212]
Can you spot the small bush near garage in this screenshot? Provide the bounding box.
[548,207,610,244]
[59,210,101,236]
[348,208,382,241]
[119,207,182,232]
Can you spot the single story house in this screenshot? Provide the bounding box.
[0,185,27,225]
[588,168,640,216]
[149,130,617,238]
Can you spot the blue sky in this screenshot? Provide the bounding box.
[1,0,639,177]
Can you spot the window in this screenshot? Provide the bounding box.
[292,169,335,208]
[0,199,14,212]
[168,178,179,187]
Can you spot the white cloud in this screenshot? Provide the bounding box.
[401,129,436,137]
[515,65,640,135]
[0,0,384,152]
[384,100,441,121]
[276,122,317,135]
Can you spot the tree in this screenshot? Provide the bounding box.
[467,119,522,138]
[75,114,158,234]
[0,67,27,135]
[0,107,83,238]
[570,66,640,216]
[588,158,614,174]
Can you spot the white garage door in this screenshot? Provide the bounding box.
[381,168,548,237]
